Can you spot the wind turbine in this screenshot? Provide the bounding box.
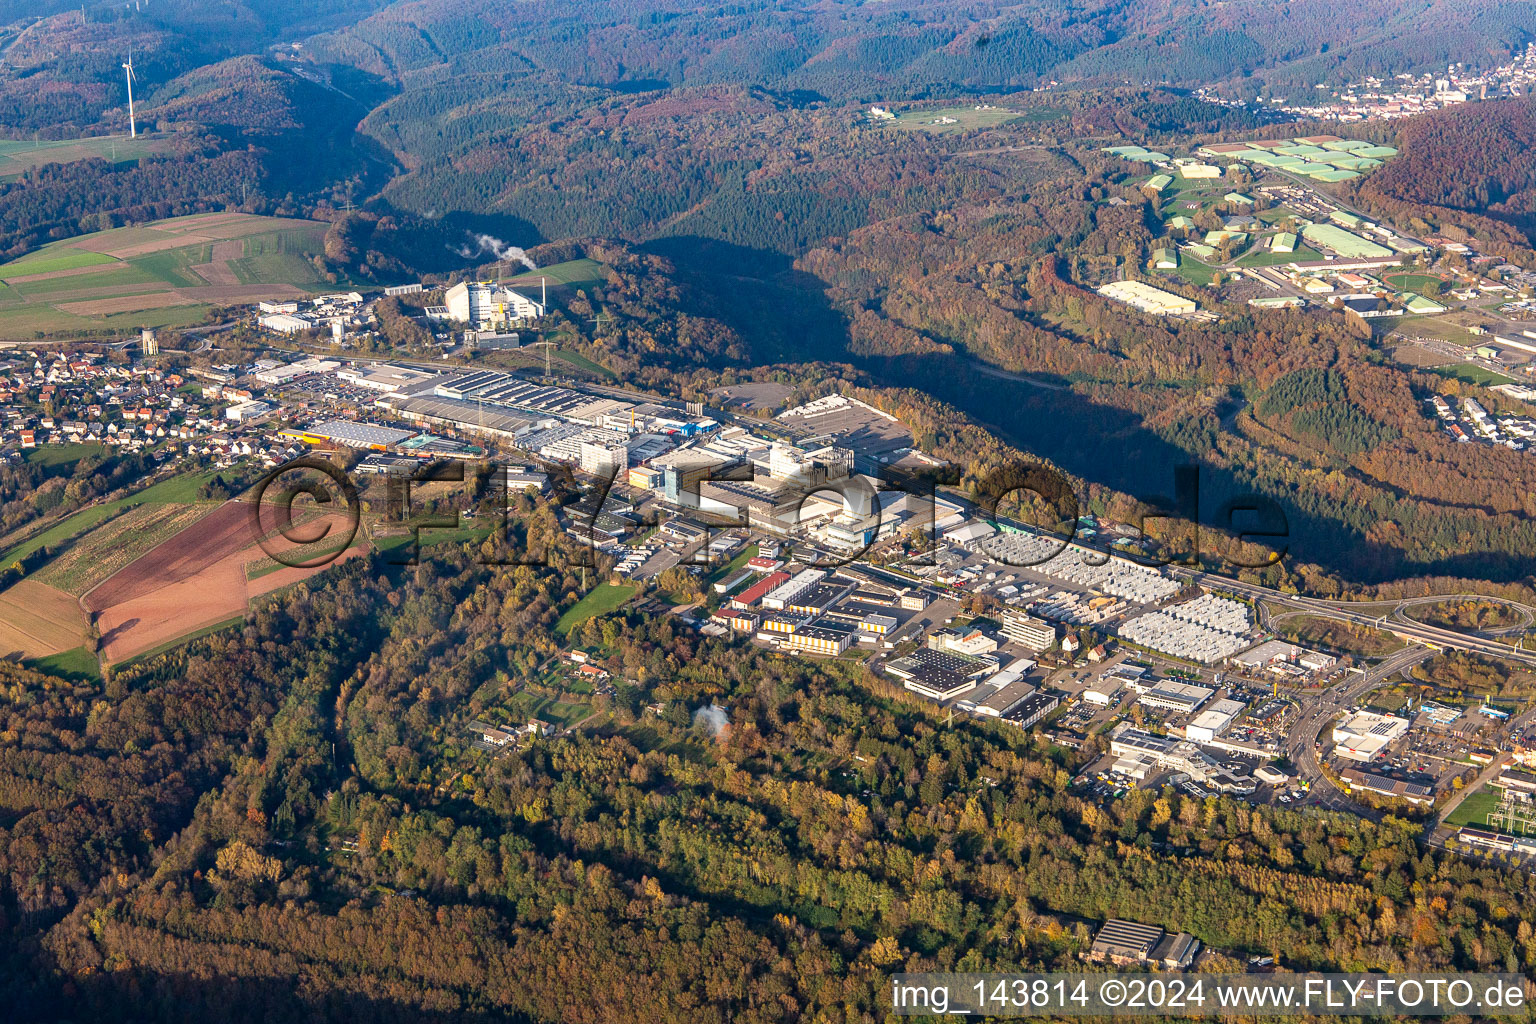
[123,51,138,139]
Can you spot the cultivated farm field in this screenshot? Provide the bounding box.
[33,501,218,596]
[84,500,369,664]
[0,578,88,660]
[0,212,332,339]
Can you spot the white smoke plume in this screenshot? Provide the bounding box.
[693,704,731,742]
[454,233,537,272]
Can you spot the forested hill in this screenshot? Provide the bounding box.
[5,0,1532,142]
[298,0,1535,100]
[1353,96,1536,247]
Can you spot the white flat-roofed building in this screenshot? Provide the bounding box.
[761,569,826,611]
[337,364,439,393]
[224,400,272,423]
[1138,681,1215,714]
[1083,676,1123,706]
[502,465,550,494]
[1185,698,1245,743]
[1332,710,1410,762]
[284,419,416,450]
[1096,280,1199,317]
[254,357,340,385]
[258,313,312,335]
[858,613,898,638]
[931,628,998,657]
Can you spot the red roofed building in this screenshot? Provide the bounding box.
[732,571,790,610]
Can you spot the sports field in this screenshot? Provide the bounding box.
[0,134,179,180]
[0,212,332,339]
[1427,363,1518,387]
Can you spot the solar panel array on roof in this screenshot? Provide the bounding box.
[436,372,633,422]
[307,419,416,447]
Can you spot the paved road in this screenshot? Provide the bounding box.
[1173,568,1536,667]
[1283,645,1436,817]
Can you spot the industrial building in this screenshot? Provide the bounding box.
[1089,920,1200,969]
[437,281,547,330]
[1096,280,1198,317]
[1177,163,1222,179]
[1137,681,1215,714]
[1300,223,1394,259]
[1003,692,1059,729]
[782,625,855,657]
[280,419,416,451]
[254,357,339,385]
[885,648,992,701]
[1185,698,1245,743]
[337,364,440,394]
[1108,725,1256,794]
[1340,768,1434,806]
[1332,711,1410,762]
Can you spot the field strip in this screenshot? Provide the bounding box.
[4,263,123,285]
[21,284,166,303]
[56,293,199,315]
[76,233,215,258]
[175,284,308,302]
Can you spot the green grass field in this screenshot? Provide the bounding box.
[507,691,593,728]
[0,250,117,279]
[373,524,493,560]
[0,134,179,181]
[0,213,331,340]
[1168,258,1219,287]
[26,443,106,467]
[1383,271,1443,292]
[555,581,641,636]
[881,106,1023,134]
[1427,363,1518,387]
[1233,243,1324,267]
[503,258,609,309]
[23,646,101,682]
